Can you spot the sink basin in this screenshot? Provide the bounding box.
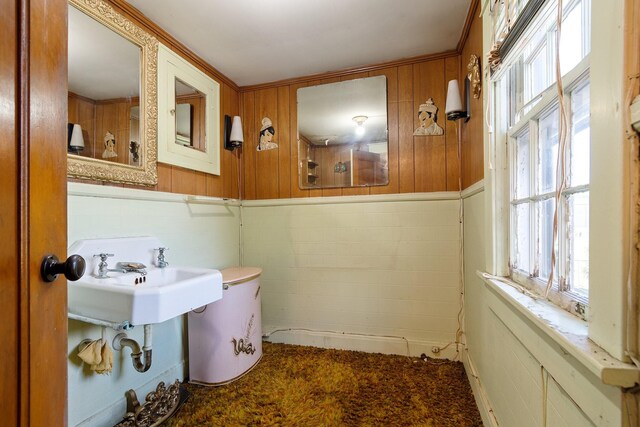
[67,237,222,325]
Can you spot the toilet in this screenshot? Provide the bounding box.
[188,267,263,386]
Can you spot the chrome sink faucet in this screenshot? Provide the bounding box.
[93,254,148,278]
[115,262,147,276]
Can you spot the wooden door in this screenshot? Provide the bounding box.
[1,0,69,425]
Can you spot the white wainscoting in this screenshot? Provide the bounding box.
[242,194,462,358]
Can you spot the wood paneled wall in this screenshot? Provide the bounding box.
[70,97,240,198]
[237,0,483,198]
[240,57,464,200]
[460,0,484,189]
[73,0,483,199]
[69,93,143,163]
[69,2,241,199]
[95,100,134,162]
[68,92,97,156]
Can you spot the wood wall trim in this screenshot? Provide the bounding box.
[95,96,140,105]
[68,91,96,104]
[13,0,69,424]
[2,1,19,424]
[106,0,239,91]
[239,50,460,92]
[18,0,31,420]
[456,0,481,53]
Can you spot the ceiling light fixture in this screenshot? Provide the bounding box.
[352,115,368,136]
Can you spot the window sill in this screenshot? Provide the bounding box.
[477,271,640,388]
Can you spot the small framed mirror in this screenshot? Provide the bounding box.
[297,76,389,189]
[67,0,158,186]
[158,45,220,175]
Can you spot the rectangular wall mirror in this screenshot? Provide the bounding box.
[67,0,158,186]
[297,75,389,189]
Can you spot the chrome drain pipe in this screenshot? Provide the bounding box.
[113,325,153,373]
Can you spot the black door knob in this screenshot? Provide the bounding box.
[41,254,86,282]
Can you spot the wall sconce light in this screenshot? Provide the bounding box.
[224,115,244,151]
[352,115,368,136]
[445,79,470,122]
[68,123,85,153]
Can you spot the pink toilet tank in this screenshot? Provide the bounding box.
[188,267,262,385]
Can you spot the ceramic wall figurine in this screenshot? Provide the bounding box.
[258,117,278,151]
[413,98,444,136]
[102,131,117,159]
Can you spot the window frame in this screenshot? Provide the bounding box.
[490,0,591,316]
[484,0,631,362]
[507,65,591,312]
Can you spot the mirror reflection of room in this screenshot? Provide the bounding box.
[174,78,206,151]
[297,75,389,189]
[67,4,141,165]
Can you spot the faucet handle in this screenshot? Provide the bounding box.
[93,253,114,279]
[93,253,114,262]
[154,247,169,268]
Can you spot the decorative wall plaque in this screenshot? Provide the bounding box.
[467,54,482,99]
[258,117,278,151]
[413,98,444,136]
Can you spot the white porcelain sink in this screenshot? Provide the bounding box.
[67,237,222,325]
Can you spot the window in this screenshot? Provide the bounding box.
[493,0,591,311]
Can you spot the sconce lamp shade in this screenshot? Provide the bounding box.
[224,115,243,151]
[230,116,244,143]
[69,123,85,152]
[445,80,466,121]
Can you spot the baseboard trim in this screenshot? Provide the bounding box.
[263,327,460,360]
[462,348,499,427]
[75,362,186,427]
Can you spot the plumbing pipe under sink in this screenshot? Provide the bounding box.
[113,324,153,373]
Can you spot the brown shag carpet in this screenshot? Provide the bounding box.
[166,342,482,426]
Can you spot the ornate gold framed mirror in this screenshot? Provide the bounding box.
[67,0,158,186]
